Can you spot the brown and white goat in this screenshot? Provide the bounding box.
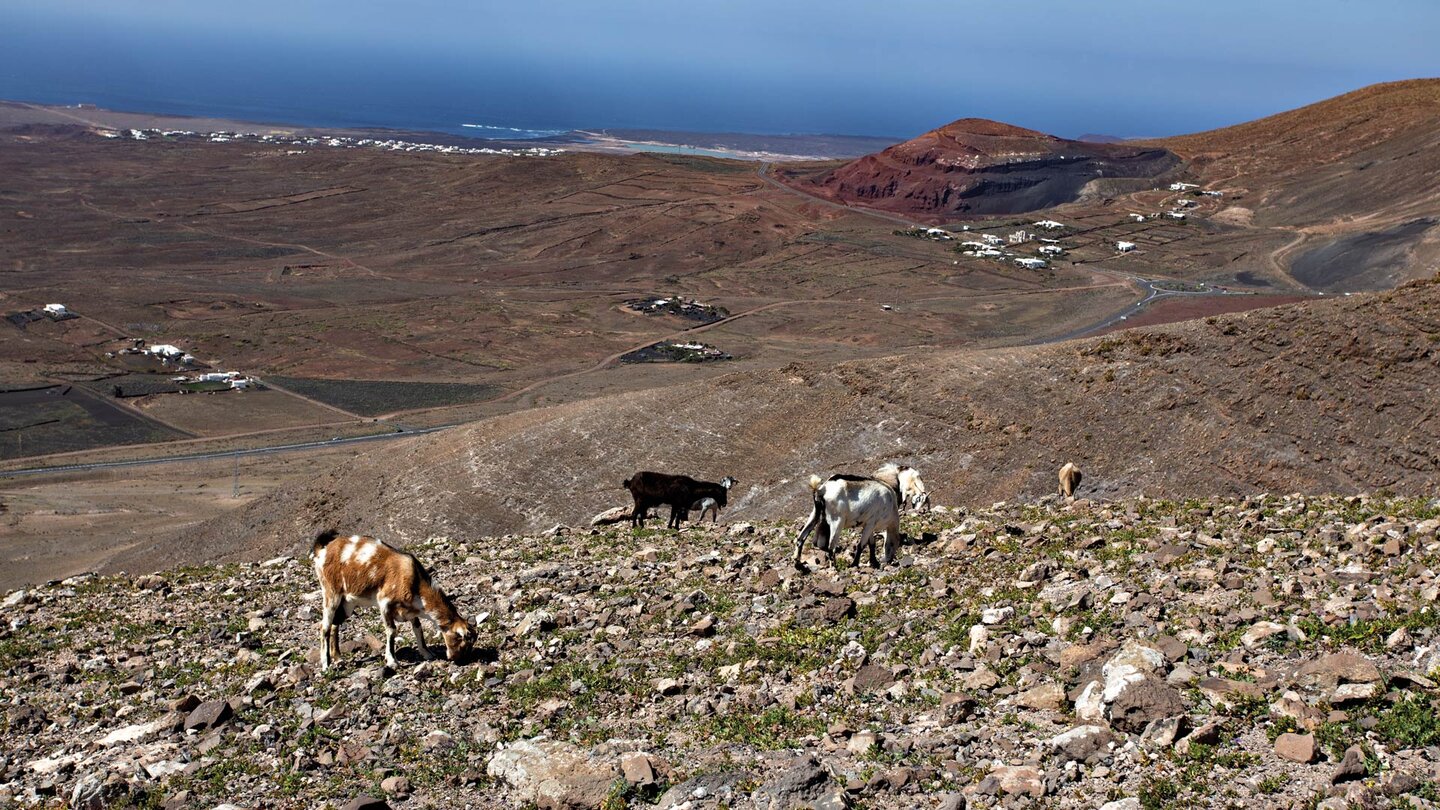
[310,530,473,671]
[1058,462,1083,499]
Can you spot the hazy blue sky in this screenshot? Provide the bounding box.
[1,0,1436,138]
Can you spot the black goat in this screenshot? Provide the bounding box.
[622,471,737,529]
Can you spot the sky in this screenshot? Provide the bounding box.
[1,0,1437,139]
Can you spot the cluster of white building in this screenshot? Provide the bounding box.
[171,370,254,391]
[957,228,1067,269]
[101,128,564,158]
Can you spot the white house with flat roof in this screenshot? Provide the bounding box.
[1015,257,1047,269]
[42,304,71,319]
[1116,241,1137,252]
[1033,220,1065,230]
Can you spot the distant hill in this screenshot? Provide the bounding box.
[172,273,1440,569]
[795,118,1180,219]
[1149,78,1440,226]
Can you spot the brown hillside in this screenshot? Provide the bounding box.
[161,277,1440,569]
[801,118,1180,219]
[1151,79,1440,227]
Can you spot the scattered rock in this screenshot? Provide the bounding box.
[1331,745,1368,784]
[486,739,619,810]
[1275,733,1317,763]
[183,700,233,732]
[1109,679,1185,733]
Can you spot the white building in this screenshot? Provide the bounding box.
[1008,230,1032,244]
[1033,220,1065,230]
[146,344,185,359]
[1116,241,1137,252]
[1167,211,1187,219]
[1169,182,1199,191]
[977,248,1004,258]
[1037,245,1065,256]
[1014,258,1048,269]
[924,227,952,240]
[981,234,1004,246]
[1130,213,1147,222]
[42,303,70,319]
[1201,190,1224,197]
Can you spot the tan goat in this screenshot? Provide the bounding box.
[1058,462,1083,499]
[310,530,473,671]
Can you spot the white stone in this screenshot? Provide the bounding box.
[981,606,1014,625]
[1075,681,1106,721]
[968,624,989,653]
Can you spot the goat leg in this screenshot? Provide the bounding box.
[793,513,820,568]
[411,618,436,661]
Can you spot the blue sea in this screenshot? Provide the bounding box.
[0,2,1420,144]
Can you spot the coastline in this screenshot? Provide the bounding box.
[0,99,888,162]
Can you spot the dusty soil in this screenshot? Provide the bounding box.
[127,389,346,436]
[187,276,1440,566]
[1092,294,1311,335]
[0,445,366,589]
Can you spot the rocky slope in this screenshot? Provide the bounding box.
[802,119,1180,218]
[4,495,1440,809]
[163,276,1440,570]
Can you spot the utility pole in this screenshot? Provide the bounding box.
[232,456,239,499]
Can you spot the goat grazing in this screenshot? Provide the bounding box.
[793,473,901,569]
[310,530,473,671]
[622,472,736,529]
[690,496,721,523]
[1058,462,1083,499]
[872,462,931,512]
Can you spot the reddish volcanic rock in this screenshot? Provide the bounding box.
[805,117,1180,218]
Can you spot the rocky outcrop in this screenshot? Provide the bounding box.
[806,118,1180,218]
[4,495,1439,808]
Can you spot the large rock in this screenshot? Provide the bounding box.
[338,798,390,810]
[1298,653,1382,688]
[1014,682,1066,711]
[486,739,620,810]
[1331,745,1368,784]
[752,756,845,810]
[1049,725,1116,762]
[183,700,234,732]
[851,664,895,694]
[1275,733,1317,763]
[982,765,1046,798]
[1101,641,1167,702]
[1108,679,1185,733]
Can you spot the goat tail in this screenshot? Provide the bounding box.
[807,474,823,492]
[310,528,341,558]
